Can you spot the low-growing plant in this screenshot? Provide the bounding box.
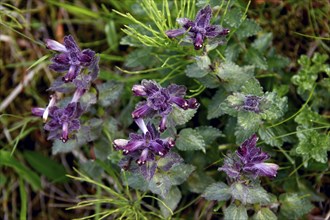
[2,0,329,219]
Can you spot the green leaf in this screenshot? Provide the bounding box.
[185,63,209,78]
[168,163,195,185]
[47,0,99,18]
[267,54,290,71]
[235,111,261,143]
[294,107,326,127]
[122,172,148,191]
[259,92,288,121]
[169,105,197,126]
[124,47,157,68]
[52,139,77,154]
[19,178,27,220]
[247,186,271,204]
[224,8,243,28]
[0,174,7,187]
[149,173,172,198]
[196,54,211,70]
[252,208,277,220]
[79,160,103,179]
[236,19,261,40]
[237,111,262,131]
[187,171,215,193]
[195,126,223,145]
[225,43,242,62]
[230,182,270,205]
[0,150,41,191]
[244,47,268,70]
[198,74,221,88]
[105,20,119,51]
[202,182,231,201]
[23,151,68,183]
[176,128,206,152]
[292,53,329,98]
[224,204,248,220]
[252,33,273,53]
[27,55,50,71]
[216,61,255,92]
[97,81,124,107]
[159,186,181,218]
[279,193,313,219]
[235,125,256,144]
[258,126,284,147]
[296,126,330,163]
[207,88,228,119]
[240,78,263,96]
[185,54,212,78]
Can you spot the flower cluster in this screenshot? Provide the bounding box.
[166,5,229,50]
[240,95,262,113]
[32,35,98,142]
[114,118,175,166]
[132,80,199,132]
[113,80,199,177]
[219,134,279,179]
[46,35,95,82]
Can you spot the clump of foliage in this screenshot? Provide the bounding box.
[1,0,330,219]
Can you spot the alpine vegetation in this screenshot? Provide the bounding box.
[26,1,327,219]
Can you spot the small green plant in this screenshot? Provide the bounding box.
[1,0,329,219]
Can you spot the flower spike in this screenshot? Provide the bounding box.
[219,134,279,179]
[166,5,229,50]
[46,35,95,82]
[132,80,199,132]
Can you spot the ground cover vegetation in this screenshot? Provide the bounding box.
[0,0,330,219]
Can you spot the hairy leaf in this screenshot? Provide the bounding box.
[296,126,330,163]
[195,126,223,145]
[176,128,205,152]
[230,182,270,205]
[244,47,268,70]
[185,63,209,78]
[252,208,277,220]
[202,182,231,201]
[279,193,313,219]
[170,106,197,126]
[97,81,124,107]
[236,19,261,40]
[187,171,215,193]
[159,186,181,218]
[224,8,243,28]
[216,62,255,92]
[224,204,248,220]
[260,92,287,121]
[168,163,195,185]
[149,173,172,198]
[207,88,228,119]
[252,33,273,53]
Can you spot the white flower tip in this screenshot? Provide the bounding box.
[45,39,67,52]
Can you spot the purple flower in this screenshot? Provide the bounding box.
[32,94,57,122]
[113,118,175,166]
[165,5,229,50]
[241,95,262,113]
[46,35,95,82]
[219,134,279,179]
[39,102,84,142]
[132,80,199,132]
